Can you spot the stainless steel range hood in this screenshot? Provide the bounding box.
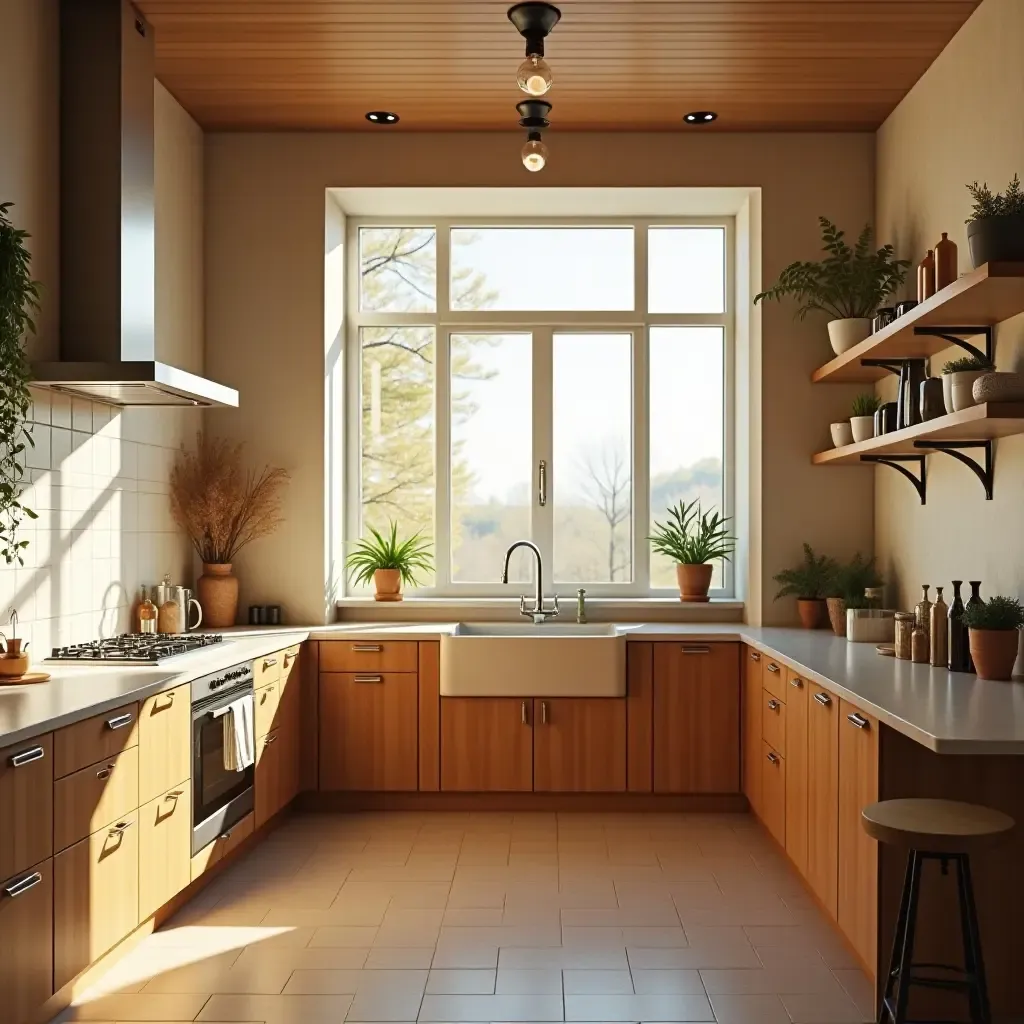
[32,0,237,409]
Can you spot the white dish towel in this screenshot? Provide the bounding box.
[217,694,255,772]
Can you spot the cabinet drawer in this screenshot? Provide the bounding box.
[253,651,283,689]
[54,703,139,779]
[280,644,301,689]
[190,811,253,881]
[139,685,190,806]
[254,679,282,739]
[0,858,54,1024]
[320,640,418,673]
[762,689,787,755]
[762,658,787,701]
[54,746,139,852]
[762,741,786,848]
[139,784,191,922]
[0,734,53,881]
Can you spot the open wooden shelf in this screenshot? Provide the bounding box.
[810,262,1024,383]
[812,403,1024,465]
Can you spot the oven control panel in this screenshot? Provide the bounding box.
[191,661,254,703]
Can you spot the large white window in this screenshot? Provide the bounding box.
[345,219,733,597]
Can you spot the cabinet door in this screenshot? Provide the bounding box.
[653,643,740,793]
[54,810,140,991]
[784,670,809,876]
[255,729,284,827]
[0,735,53,882]
[319,672,419,791]
[54,746,139,853]
[807,684,840,918]
[278,661,303,806]
[53,703,138,779]
[534,699,626,793]
[742,649,763,816]
[139,685,191,806]
[0,858,54,1024]
[139,785,191,921]
[762,743,786,847]
[838,700,879,974]
[441,698,533,792]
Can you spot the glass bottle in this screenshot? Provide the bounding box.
[948,581,970,672]
[966,582,984,673]
[138,585,158,634]
[930,586,948,668]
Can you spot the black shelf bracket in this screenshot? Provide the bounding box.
[913,325,993,366]
[860,454,927,505]
[914,439,994,500]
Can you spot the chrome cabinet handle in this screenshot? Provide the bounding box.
[263,685,275,694]
[96,762,117,779]
[9,745,45,768]
[749,651,761,662]
[263,657,278,668]
[3,871,43,898]
[541,701,548,724]
[352,644,383,652]
[790,677,803,688]
[766,752,780,765]
[354,674,383,684]
[814,692,833,707]
[681,645,711,655]
[847,713,870,730]
[521,700,528,725]
[766,663,781,674]
[218,827,235,840]
[106,712,133,730]
[108,820,134,836]
[767,699,781,712]
[538,459,548,507]
[264,733,278,745]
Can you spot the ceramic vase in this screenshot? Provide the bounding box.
[677,563,714,603]
[373,568,403,602]
[968,214,1024,267]
[968,629,1021,681]
[197,563,239,628]
[934,232,958,290]
[917,249,936,301]
[827,318,872,356]
[951,370,988,412]
[797,598,828,630]
[830,422,853,448]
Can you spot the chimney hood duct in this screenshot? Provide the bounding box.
[32,0,238,409]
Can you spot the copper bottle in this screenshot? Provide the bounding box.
[935,232,958,290]
[917,249,936,302]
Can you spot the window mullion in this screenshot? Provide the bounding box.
[633,327,650,592]
[532,326,554,590]
[434,327,452,592]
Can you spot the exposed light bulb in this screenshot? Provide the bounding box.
[521,136,549,172]
[517,55,553,96]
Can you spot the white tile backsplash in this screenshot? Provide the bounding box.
[0,389,198,652]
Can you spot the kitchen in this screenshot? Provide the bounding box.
[2,1,1024,1023]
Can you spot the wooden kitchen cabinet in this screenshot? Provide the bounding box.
[54,809,140,990]
[320,640,418,674]
[784,669,809,876]
[54,745,139,852]
[807,682,840,918]
[0,858,54,1024]
[762,742,786,847]
[742,648,763,816]
[253,650,283,689]
[441,697,533,792]
[139,685,190,806]
[255,727,285,826]
[0,734,53,882]
[838,699,879,973]
[53,702,138,779]
[139,785,191,921]
[533,698,626,792]
[653,642,740,793]
[762,689,787,755]
[254,678,282,739]
[320,672,419,791]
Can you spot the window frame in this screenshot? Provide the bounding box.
[344,215,735,599]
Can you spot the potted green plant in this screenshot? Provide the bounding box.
[649,500,736,603]
[850,393,882,443]
[346,521,433,602]
[962,596,1023,681]
[965,174,1024,267]
[826,553,883,637]
[942,355,993,414]
[773,544,837,629]
[754,217,911,357]
[0,202,40,566]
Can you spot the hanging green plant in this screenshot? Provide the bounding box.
[0,202,40,565]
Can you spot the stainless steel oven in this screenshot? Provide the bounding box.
[191,661,254,856]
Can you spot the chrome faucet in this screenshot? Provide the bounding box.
[501,540,559,624]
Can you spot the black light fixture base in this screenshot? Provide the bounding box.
[517,99,552,129]
[508,2,560,55]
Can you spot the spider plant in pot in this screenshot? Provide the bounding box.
[965,174,1024,267]
[825,553,882,637]
[850,392,882,443]
[346,521,433,602]
[754,217,910,357]
[962,596,1023,681]
[942,355,994,414]
[649,500,735,603]
[773,544,838,629]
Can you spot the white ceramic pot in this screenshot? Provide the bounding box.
[850,416,875,443]
[973,371,1024,404]
[827,318,872,356]
[951,370,987,412]
[942,373,955,414]
[830,421,854,448]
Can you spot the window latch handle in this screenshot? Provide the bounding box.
[538,459,547,507]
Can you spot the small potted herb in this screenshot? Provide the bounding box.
[773,544,838,629]
[942,355,993,414]
[850,393,882,443]
[346,521,433,601]
[754,217,910,357]
[965,174,1024,267]
[825,553,883,637]
[961,596,1023,681]
[649,500,736,603]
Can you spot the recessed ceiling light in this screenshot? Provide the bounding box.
[365,111,399,124]
[684,111,718,124]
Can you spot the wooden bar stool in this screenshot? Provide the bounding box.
[863,798,1015,1024]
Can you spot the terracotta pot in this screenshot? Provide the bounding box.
[826,597,847,637]
[373,568,403,602]
[196,562,239,628]
[676,563,714,603]
[968,628,1021,681]
[797,598,829,630]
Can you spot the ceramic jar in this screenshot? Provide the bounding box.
[830,422,854,447]
[196,563,239,628]
[827,318,872,355]
[895,612,916,660]
[917,250,936,301]
[934,232,958,290]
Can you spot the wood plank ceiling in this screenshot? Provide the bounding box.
[135,1,981,132]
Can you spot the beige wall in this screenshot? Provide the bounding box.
[876,0,1024,610]
[205,131,876,625]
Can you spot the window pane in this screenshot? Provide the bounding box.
[451,228,634,311]
[553,333,633,583]
[648,227,725,313]
[450,333,533,583]
[359,227,436,312]
[360,326,435,587]
[649,327,725,589]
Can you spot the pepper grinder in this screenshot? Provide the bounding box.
[929,586,949,668]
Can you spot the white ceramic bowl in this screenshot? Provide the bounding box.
[830,421,854,447]
[973,371,1024,404]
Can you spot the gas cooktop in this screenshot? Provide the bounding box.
[47,634,227,665]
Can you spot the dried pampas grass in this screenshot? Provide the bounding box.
[170,434,289,564]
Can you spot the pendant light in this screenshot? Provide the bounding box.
[508,3,561,97]
[518,99,551,172]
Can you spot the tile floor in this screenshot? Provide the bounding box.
[55,811,875,1024]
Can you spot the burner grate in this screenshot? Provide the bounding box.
[47,633,225,664]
